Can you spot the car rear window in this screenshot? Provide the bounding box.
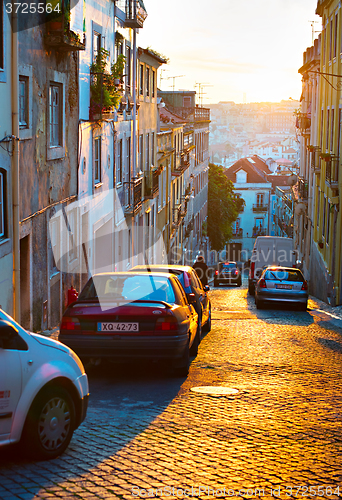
[220,263,236,270]
[79,275,176,303]
[264,269,304,282]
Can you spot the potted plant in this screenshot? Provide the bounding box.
[112,54,126,86]
[319,152,332,161]
[318,240,324,249]
[89,48,123,120]
[307,145,316,153]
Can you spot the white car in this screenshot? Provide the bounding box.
[0,309,89,460]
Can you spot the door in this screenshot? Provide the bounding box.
[0,349,22,440]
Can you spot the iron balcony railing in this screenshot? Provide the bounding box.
[232,228,243,238]
[325,158,339,189]
[298,177,308,200]
[124,0,147,28]
[252,227,267,237]
[123,176,143,215]
[252,203,268,212]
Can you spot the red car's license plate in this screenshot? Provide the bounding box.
[97,322,139,332]
[275,284,292,290]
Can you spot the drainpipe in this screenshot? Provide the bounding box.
[12,11,20,321]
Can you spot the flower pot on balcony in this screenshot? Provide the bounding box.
[49,20,63,31]
[319,153,332,161]
[318,241,324,249]
[307,145,316,153]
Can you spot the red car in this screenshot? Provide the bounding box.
[59,272,198,376]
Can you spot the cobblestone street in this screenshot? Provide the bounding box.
[1,284,342,500]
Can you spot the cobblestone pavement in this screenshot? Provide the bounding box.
[1,284,342,500]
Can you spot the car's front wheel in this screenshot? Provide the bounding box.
[22,386,75,460]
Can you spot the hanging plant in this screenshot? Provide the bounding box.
[307,145,316,152]
[89,48,123,118]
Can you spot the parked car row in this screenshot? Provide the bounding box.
[59,265,212,377]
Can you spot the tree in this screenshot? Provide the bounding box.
[207,163,245,251]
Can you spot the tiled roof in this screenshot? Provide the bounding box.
[224,156,271,184]
[159,106,187,124]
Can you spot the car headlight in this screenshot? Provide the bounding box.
[68,348,85,374]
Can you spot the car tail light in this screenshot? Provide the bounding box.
[215,270,218,276]
[233,269,238,276]
[250,262,255,278]
[301,281,308,290]
[155,316,178,333]
[184,271,191,288]
[60,316,81,330]
[258,278,266,288]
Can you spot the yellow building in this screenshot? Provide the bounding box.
[304,0,342,305]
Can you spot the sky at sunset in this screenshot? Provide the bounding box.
[137,0,321,104]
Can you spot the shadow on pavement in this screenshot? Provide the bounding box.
[245,294,315,326]
[0,360,187,497]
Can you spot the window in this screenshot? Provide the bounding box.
[19,77,28,128]
[68,210,77,262]
[152,69,156,97]
[94,137,102,184]
[183,96,191,107]
[151,132,155,166]
[326,109,330,150]
[126,137,131,182]
[145,133,149,170]
[93,31,101,62]
[236,170,247,183]
[334,13,338,59]
[256,193,264,206]
[326,201,331,244]
[331,108,334,151]
[117,138,123,184]
[0,1,3,70]
[146,67,150,96]
[139,134,143,172]
[126,46,131,89]
[0,170,5,238]
[338,108,342,158]
[50,218,60,271]
[49,83,62,147]
[329,18,333,61]
[139,64,144,95]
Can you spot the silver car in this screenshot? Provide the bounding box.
[255,267,308,310]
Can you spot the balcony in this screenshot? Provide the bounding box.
[124,0,147,28]
[124,177,143,216]
[231,228,243,239]
[144,169,159,200]
[167,106,210,122]
[252,203,268,213]
[252,227,267,237]
[295,113,311,134]
[325,159,339,191]
[45,2,85,52]
[298,177,308,200]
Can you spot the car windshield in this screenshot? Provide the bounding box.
[79,275,176,303]
[264,269,304,282]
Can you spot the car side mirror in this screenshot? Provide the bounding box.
[0,320,19,349]
[203,285,210,292]
[187,293,196,304]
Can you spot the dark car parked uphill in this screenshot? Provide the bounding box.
[59,272,199,376]
[214,262,242,287]
[131,265,211,346]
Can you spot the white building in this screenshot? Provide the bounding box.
[224,156,273,259]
